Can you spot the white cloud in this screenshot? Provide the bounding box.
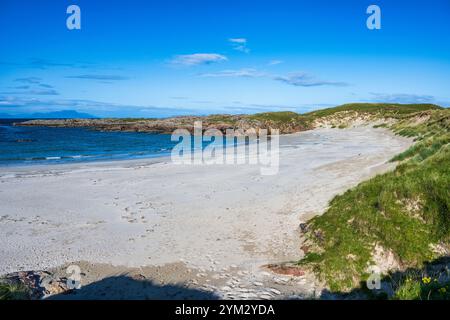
[199,68,349,89]
[228,38,250,53]
[229,38,247,44]
[268,60,283,66]
[199,68,265,78]
[171,53,228,66]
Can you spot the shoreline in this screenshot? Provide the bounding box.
[0,127,259,173]
[0,125,404,174]
[0,126,413,299]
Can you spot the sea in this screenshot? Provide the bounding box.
[0,119,196,166]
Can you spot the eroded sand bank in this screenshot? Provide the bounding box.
[0,127,412,299]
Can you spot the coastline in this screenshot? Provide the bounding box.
[0,126,413,299]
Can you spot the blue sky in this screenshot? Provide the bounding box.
[0,0,449,117]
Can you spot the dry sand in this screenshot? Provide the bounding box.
[0,127,412,299]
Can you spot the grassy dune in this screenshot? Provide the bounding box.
[248,103,442,129]
[304,103,442,118]
[298,107,450,297]
[249,103,442,123]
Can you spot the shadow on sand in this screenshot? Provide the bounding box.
[320,256,450,300]
[46,275,220,300]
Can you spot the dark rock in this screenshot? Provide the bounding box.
[299,223,308,233]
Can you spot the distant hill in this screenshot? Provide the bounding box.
[304,103,443,118]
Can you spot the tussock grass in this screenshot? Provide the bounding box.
[298,108,450,292]
[246,104,441,129]
[0,282,30,300]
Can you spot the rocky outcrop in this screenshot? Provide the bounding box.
[14,114,312,135]
[1,270,71,299]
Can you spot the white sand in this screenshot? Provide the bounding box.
[0,127,412,298]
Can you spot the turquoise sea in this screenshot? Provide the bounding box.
[0,119,184,166]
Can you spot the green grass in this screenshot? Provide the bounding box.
[248,111,303,122]
[298,109,450,292]
[0,282,30,300]
[392,276,450,300]
[205,114,237,124]
[304,103,442,119]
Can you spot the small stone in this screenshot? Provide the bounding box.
[299,223,308,233]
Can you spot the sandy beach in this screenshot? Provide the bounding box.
[0,127,413,299]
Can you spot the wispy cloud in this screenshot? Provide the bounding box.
[228,38,250,53]
[0,95,204,118]
[274,72,349,87]
[199,68,265,78]
[191,100,214,104]
[11,85,31,90]
[15,77,42,84]
[1,89,59,96]
[369,92,437,104]
[198,68,349,89]
[268,60,283,66]
[0,59,126,73]
[66,74,129,81]
[28,58,81,69]
[228,38,247,44]
[14,77,53,88]
[1,59,90,69]
[39,83,54,88]
[5,78,57,95]
[170,96,189,100]
[171,53,228,66]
